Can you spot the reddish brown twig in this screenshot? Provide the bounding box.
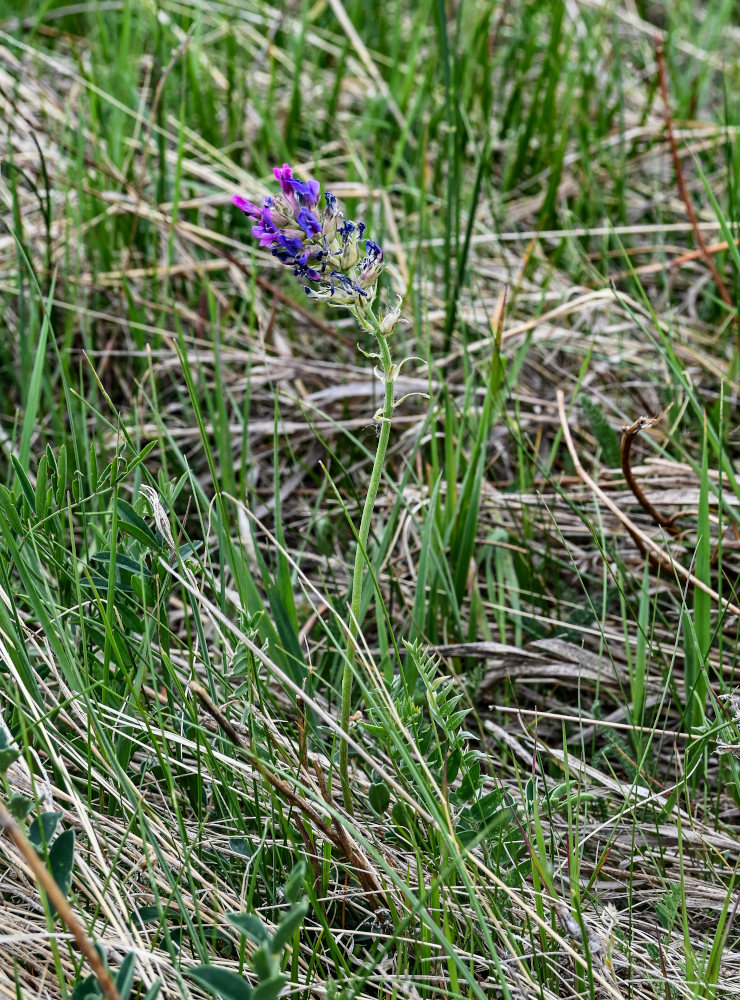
[621,406,680,536]
[655,39,736,321]
[0,801,121,1000]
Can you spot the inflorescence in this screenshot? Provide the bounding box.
[233,164,384,306]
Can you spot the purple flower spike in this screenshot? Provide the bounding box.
[297,207,321,237]
[232,164,384,307]
[232,194,263,220]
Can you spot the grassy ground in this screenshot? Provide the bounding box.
[2,1,740,998]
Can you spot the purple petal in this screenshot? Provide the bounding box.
[252,206,280,246]
[273,163,294,199]
[278,233,304,255]
[296,207,321,237]
[365,239,383,260]
[252,225,279,246]
[233,194,263,220]
[290,177,321,207]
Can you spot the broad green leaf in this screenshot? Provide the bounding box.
[8,794,33,821]
[226,912,270,945]
[115,951,136,1000]
[131,576,157,605]
[71,974,100,1000]
[456,761,481,802]
[91,552,152,577]
[270,899,308,954]
[48,828,75,905]
[186,966,252,1000]
[391,800,411,830]
[283,861,306,904]
[115,499,158,547]
[468,790,507,825]
[228,837,256,858]
[251,976,286,1000]
[446,746,462,784]
[250,946,273,981]
[368,781,390,816]
[134,904,182,924]
[0,745,21,773]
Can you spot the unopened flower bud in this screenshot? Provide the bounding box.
[269,206,291,227]
[379,301,402,336]
[322,192,341,240]
[357,239,384,289]
[323,216,338,241]
[232,194,262,219]
[341,240,360,270]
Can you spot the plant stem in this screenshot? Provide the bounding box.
[340,311,395,814]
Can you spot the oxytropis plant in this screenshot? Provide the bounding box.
[233,164,416,811]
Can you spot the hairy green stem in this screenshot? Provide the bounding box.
[340,311,395,814]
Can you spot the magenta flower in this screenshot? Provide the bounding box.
[273,163,295,202]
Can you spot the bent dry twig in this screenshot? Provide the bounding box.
[620,405,681,536]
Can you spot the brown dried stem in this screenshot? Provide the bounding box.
[0,800,121,1000]
[655,39,736,320]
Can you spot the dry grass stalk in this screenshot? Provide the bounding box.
[0,801,121,1000]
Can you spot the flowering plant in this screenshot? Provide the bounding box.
[234,164,414,812]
